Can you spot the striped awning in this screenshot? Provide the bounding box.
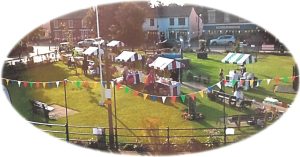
[115,51,142,62]
[221,53,256,65]
[149,57,184,70]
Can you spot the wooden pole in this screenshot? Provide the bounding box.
[63,79,69,141]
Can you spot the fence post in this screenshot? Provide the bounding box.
[65,123,69,142]
[167,126,170,152]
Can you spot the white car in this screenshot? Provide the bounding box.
[77,38,96,47]
[210,35,236,46]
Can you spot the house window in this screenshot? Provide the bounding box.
[208,10,216,23]
[54,20,59,28]
[239,17,247,22]
[178,18,185,25]
[169,18,174,26]
[68,20,73,28]
[150,18,154,26]
[82,20,87,28]
[224,13,230,23]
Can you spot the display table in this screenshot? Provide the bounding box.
[155,79,181,96]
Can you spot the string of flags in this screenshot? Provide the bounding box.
[2,75,298,104]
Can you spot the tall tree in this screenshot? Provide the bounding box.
[114,3,146,48]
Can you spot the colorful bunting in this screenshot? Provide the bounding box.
[117,83,121,90]
[231,79,237,86]
[83,81,89,88]
[274,76,280,85]
[199,91,204,98]
[250,80,254,87]
[292,76,296,81]
[283,77,288,83]
[23,81,28,88]
[133,91,139,96]
[151,95,157,101]
[48,82,53,88]
[171,96,176,103]
[56,81,60,88]
[42,82,46,88]
[257,80,262,87]
[180,95,186,103]
[125,86,130,93]
[5,79,9,86]
[35,82,40,88]
[189,93,195,101]
[143,94,148,100]
[17,81,21,87]
[223,80,227,84]
[216,82,221,89]
[29,82,34,88]
[207,86,213,93]
[76,81,81,88]
[162,96,167,103]
[102,82,106,88]
[110,81,114,88]
[93,82,98,88]
[240,79,245,85]
[267,79,271,85]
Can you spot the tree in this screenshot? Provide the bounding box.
[24,26,45,43]
[114,3,146,49]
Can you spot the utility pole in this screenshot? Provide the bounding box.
[104,46,115,150]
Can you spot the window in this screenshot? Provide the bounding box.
[178,18,185,25]
[68,20,73,28]
[208,10,216,23]
[54,20,59,28]
[82,20,87,28]
[150,18,154,26]
[169,18,174,26]
[224,13,230,23]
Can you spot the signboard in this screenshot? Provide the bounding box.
[226,128,235,135]
[93,128,104,135]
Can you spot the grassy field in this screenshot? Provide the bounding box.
[5,52,297,143]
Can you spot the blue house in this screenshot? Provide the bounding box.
[143,6,203,44]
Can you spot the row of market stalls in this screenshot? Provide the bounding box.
[115,50,184,96]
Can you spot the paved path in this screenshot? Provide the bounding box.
[181,81,208,91]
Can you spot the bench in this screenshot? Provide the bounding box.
[30,99,54,122]
[209,90,252,109]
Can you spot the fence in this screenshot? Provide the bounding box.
[30,121,259,153]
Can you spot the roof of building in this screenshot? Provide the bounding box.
[55,9,89,20]
[147,6,194,18]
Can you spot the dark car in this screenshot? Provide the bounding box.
[156,39,181,49]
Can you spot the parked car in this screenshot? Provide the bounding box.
[209,35,236,46]
[156,39,181,49]
[91,37,105,47]
[59,42,73,52]
[77,38,96,47]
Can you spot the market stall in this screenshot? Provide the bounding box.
[116,51,144,86]
[148,57,185,96]
[221,52,257,90]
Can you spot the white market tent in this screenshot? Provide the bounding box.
[149,57,184,70]
[115,51,142,62]
[107,40,125,47]
[82,47,104,56]
[221,52,257,65]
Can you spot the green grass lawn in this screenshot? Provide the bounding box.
[183,53,297,104]
[5,52,297,143]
